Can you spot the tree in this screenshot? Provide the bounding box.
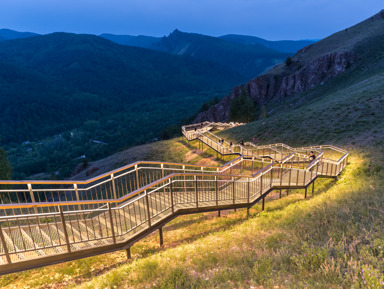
[229,87,256,123]
[259,105,268,120]
[0,146,11,180]
[285,57,293,66]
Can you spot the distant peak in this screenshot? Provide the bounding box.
[170,29,183,36]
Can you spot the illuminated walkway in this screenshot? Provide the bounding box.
[0,122,348,274]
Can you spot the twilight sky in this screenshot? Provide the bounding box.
[0,0,382,40]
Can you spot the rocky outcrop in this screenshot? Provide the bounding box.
[195,50,355,122]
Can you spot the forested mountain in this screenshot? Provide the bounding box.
[0,33,246,178]
[151,29,290,79]
[100,30,293,79]
[219,34,315,53]
[0,28,38,41]
[99,33,161,48]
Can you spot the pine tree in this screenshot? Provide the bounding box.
[229,87,256,123]
[0,147,11,180]
[259,105,268,120]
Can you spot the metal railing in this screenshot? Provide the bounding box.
[0,122,349,274]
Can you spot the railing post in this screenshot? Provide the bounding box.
[215,176,218,206]
[73,184,81,211]
[247,178,250,204]
[316,159,319,176]
[145,190,151,227]
[310,165,313,181]
[135,165,140,190]
[326,162,329,176]
[280,164,283,186]
[296,168,300,185]
[27,184,38,214]
[303,170,307,186]
[111,174,117,200]
[195,176,198,208]
[260,173,263,195]
[59,206,71,253]
[183,165,187,193]
[232,178,235,204]
[107,203,116,244]
[288,166,292,187]
[0,226,11,264]
[170,179,174,213]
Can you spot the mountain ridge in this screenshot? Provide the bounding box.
[195,10,384,123]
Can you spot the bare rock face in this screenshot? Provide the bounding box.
[195,50,355,122]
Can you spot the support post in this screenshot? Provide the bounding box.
[159,227,164,246]
[305,187,307,199]
[312,181,315,195]
[279,189,282,199]
[247,207,250,219]
[126,247,131,259]
[262,197,265,211]
[218,210,221,217]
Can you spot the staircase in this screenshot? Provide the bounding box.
[0,122,349,275]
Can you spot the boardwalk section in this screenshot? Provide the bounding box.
[0,122,348,274]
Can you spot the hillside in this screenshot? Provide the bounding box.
[0,32,247,178]
[0,28,38,41]
[151,29,290,79]
[219,34,315,53]
[196,10,384,123]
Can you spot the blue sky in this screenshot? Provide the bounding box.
[0,0,382,40]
